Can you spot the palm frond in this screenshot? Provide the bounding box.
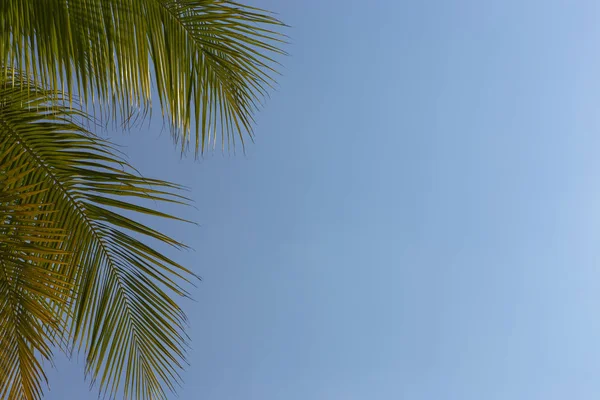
[0,169,71,400]
[0,0,286,155]
[0,76,195,400]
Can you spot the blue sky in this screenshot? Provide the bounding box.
[46,0,600,399]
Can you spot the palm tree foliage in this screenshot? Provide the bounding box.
[1,0,285,154]
[0,1,284,399]
[0,78,193,399]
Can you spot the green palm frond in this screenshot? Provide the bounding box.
[0,77,195,400]
[1,0,286,155]
[0,171,71,400]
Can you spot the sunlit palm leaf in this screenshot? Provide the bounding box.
[0,77,194,400]
[0,0,286,155]
[0,169,71,400]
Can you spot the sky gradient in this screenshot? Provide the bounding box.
[46,0,600,399]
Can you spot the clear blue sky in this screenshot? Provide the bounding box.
[46,0,600,399]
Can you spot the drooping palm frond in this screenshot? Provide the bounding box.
[0,77,195,400]
[0,0,286,155]
[0,170,71,400]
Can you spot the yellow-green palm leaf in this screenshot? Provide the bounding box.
[0,169,71,400]
[0,76,195,400]
[1,0,286,155]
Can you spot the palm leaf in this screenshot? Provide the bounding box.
[0,0,286,155]
[0,76,195,400]
[0,168,71,400]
